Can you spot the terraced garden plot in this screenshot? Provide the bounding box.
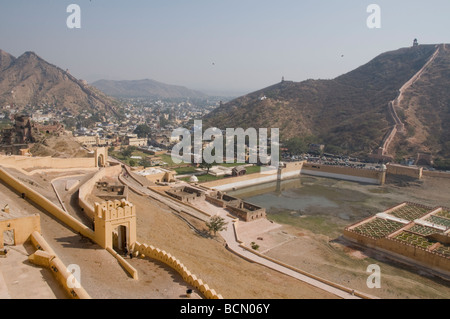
[408,224,442,236]
[388,204,429,221]
[394,231,436,249]
[352,218,404,239]
[436,210,450,219]
[434,244,450,257]
[426,215,450,229]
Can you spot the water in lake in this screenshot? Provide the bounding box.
[227,176,381,223]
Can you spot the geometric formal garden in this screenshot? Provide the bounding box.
[352,218,404,239]
[387,203,430,221]
[437,210,450,219]
[425,215,450,229]
[394,231,437,249]
[345,202,450,270]
[408,224,443,236]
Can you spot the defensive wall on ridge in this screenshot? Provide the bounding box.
[0,213,90,298]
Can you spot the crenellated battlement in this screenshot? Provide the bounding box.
[94,200,135,221]
[94,200,136,251]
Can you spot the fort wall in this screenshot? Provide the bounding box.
[28,231,91,299]
[0,155,95,170]
[0,166,95,241]
[78,165,122,220]
[133,241,223,299]
[0,214,41,249]
[202,162,303,191]
[386,163,423,179]
[422,170,450,179]
[344,229,450,277]
[301,163,385,185]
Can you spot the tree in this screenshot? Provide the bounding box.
[121,146,135,158]
[205,216,228,237]
[200,159,213,174]
[133,124,152,139]
[139,158,152,168]
[285,137,307,155]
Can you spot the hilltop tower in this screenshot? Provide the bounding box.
[413,38,419,47]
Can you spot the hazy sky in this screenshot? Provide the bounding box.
[1,1,450,95]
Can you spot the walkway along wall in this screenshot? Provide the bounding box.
[0,166,95,241]
[78,164,123,220]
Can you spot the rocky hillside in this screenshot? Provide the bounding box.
[92,78,208,99]
[203,44,450,160]
[0,49,119,118]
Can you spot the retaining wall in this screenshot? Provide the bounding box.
[423,170,450,179]
[343,229,450,276]
[386,164,423,179]
[202,162,303,191]
[301,163,385,185]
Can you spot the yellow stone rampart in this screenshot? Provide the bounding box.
[133,241,223,299]
[0,167,95,241]
[28,231,91,299]
[0,155,95,170]
[0,214,41,249]
[94,200,136,250]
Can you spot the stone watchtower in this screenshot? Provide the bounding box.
[413,38,419,47]
[94,200,136,252]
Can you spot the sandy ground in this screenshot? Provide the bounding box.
[0,243,67,299]
[0,174,202,299]
[3,165,449,299]
[130,191,338,299]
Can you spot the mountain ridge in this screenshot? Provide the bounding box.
[91,78,208,99]
[203,44,450,161]
[0,49,119,119]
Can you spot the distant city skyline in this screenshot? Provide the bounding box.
[1,0,450,96]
